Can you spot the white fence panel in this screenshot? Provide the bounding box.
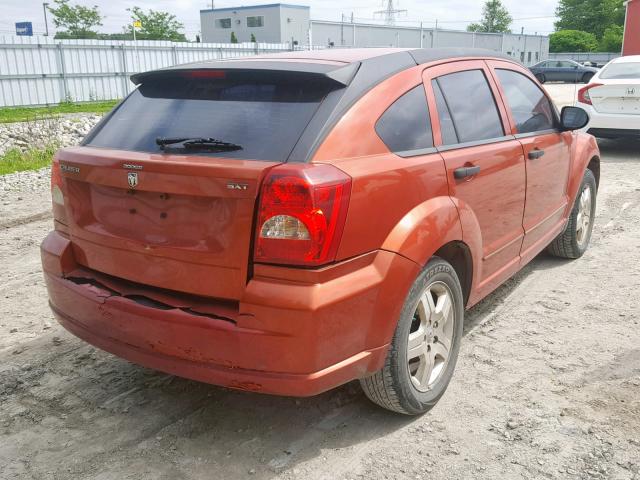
[0,36,293,107]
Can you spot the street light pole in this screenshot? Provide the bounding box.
[43,2,49,36]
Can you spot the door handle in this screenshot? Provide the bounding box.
[528,149,545,160]
[453,165,481,179]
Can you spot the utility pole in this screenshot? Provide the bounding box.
[374,0,407,26]
[43,2,49,36]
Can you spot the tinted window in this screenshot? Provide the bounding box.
[375,85,434,153]
[434,70,504,144]
[432,80,458,145]
[496,69,556,134]
[86,76,332,161]
[600,62,640,79]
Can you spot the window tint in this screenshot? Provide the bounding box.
[432,80,458,145]
[496,69,556,134]
[434,70,504,144]
[375,85,434,153]
[86,76,332,161]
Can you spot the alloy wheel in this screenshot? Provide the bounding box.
[576,185,592,247]
[407,281,455,392]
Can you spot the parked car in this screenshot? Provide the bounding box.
[530,59,598,84]
[41,48,600,415]
[577,55,640,139]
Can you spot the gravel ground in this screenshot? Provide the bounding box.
[0,98,639,479]
[0,114,100,156]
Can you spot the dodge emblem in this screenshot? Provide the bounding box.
[127,172,138,188]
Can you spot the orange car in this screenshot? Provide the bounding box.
[41,48,599,414]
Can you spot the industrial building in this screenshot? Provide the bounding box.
[200,3,550,66]
[200,4,311,45]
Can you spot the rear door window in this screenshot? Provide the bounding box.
[375,85,434,154]
[495,69,557,134]
[85,74,334,161]
[433,69,504,145]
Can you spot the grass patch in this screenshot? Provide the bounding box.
[0,146,57,175]
[0,100,117,124]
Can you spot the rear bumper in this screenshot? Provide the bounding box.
[578,102,640,135]
[587,128,640,138]
[42,230,419,397]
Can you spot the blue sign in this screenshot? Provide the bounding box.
[15,22,33,36]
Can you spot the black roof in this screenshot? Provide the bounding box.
[130,48,517,86]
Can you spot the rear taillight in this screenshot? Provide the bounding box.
[254,164,351,267]
[50,157,68,227]
[577,83,603,105]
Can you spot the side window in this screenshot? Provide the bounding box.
[375,85,434,154]
[496,69,556,134]
[433,69,505,145]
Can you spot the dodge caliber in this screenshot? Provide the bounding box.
[42,48,600,414]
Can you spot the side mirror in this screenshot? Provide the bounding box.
[561,106,589,131]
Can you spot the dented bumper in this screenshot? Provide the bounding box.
[41,230,419,397]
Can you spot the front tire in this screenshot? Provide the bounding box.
[360,258,464,415]
[548,169,597,259]
[582,72,594,83]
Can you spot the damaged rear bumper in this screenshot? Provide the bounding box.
[41,230,419,397]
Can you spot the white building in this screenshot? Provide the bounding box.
[200,3,310,45]
[199,4,549,66]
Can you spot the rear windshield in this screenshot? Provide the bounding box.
[85,74,334,161]
[599,62,640,80]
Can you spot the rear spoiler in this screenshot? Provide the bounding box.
[130,61,360,88]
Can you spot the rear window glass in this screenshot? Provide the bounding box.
[600,62,640,79]
[375,85,434,153]
[85,75,333,161]
[434,70,504,145]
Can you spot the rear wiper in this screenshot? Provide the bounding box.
[155,137,242,151]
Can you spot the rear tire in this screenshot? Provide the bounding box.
[360,258,464,415]
[547,169,597,259]
[582,72,594,83]
[535,73,546,84]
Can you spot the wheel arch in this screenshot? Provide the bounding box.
[434,241,473,307]
[568,133,600,207]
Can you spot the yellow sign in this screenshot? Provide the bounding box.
[133,20,142,28]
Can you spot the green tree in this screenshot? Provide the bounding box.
[599,24,623,52]
[124,7,187,42]
[467,0,512,33]
[555,0,625,39]
[230,31,238,43]
[250,33,257,43]
[549,30,598,52]
[48,0,103,39]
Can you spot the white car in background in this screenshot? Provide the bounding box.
[576,55,640,139]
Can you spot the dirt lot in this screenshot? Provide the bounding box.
[1,90,639,479]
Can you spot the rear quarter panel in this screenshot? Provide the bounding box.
[311,65,463,268]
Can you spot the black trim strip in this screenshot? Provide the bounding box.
[514,129,560,139]
[394,147,439,158]
[437,135,516,152]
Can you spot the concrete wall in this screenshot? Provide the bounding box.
[200,4,310,44]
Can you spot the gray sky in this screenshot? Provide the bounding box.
[1,0,559,39]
